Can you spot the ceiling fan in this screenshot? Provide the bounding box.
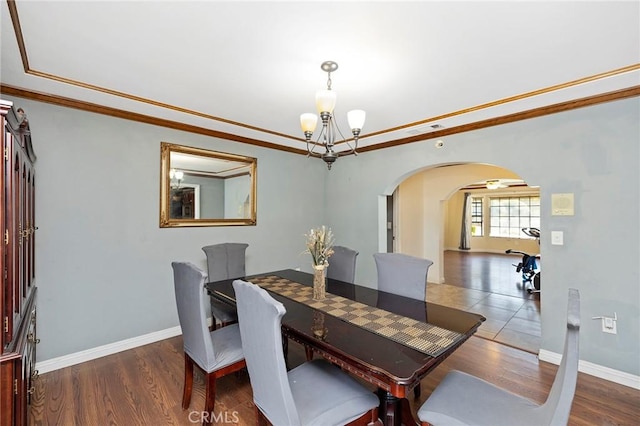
[461,179,528,190]
[485,179,507,190]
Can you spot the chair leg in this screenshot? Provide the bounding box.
[203,372,217,426]
[182,354,194,409]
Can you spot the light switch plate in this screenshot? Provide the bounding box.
[551,231,564,245]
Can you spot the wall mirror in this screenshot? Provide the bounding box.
[160,142,257,227]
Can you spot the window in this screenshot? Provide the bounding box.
[489,196,540,238]
[471,197,483,236]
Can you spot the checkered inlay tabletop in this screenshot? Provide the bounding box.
[249,275,465,357]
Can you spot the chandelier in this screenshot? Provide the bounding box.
[169,168,184,189]
[300,61,365,170]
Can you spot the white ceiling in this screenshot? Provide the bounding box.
[1,1,639,154]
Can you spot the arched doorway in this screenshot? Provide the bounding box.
[389,162,542,353]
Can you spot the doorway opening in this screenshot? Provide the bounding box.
[388,163,542,353]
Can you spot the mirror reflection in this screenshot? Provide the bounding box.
[160,142,257,227]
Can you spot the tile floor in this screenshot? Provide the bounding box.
[430,251,542,353]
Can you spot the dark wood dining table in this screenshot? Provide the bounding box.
[205,269,485,426]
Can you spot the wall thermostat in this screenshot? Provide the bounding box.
[551,193,574,216]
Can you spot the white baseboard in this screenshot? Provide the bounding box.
[35,326,182,374]
[538,349,640,390]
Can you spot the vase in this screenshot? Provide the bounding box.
[312,263,327,300]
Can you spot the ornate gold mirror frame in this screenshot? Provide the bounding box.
[160,142,257,227]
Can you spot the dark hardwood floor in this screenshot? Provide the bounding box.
[30,335,639,425]
[30,255,637,425]
[444,250,541,298]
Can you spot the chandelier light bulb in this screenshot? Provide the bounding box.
[315,89,337,114]
[347,109,366,131]
[300,113,318,133]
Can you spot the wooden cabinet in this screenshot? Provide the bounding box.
[1,100,38,426]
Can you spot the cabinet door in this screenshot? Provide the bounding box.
[1,117,6,348]
[10,141,22,325]
[0,361,15,424]
[27,168,35,289]
[2,128,16,344]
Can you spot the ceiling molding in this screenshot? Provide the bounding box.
[0,84,309,156]
[6,0,28,71]
[2,84,638,158]
[361,64,640,140]
[5,0,302,144]
[6,1,640,153]
[356,85,640,153]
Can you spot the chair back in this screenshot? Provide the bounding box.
[171,262,217,371]
[327,245,359,283]
[540,288,580,425]
[232,280,300,425]
[373,252,433,300]
[202,243,248,281]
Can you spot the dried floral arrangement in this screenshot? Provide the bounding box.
[304,226,335,266]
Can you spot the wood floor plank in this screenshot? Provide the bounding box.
[29,335,640,425]
[28,253,638,425]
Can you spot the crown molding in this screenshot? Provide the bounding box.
[1,84,638,157]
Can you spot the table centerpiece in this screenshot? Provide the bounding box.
[304,226,334,300]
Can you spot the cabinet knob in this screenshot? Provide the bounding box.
[27,333,40,344]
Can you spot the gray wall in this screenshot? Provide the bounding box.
[224,174,251,218]
[187,175,224,218]
[7,95,640,380]
[9,97,327,361]
[326,97,640,376]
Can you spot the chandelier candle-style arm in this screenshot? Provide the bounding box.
[299,60,365,170]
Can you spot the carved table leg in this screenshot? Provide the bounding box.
[377,389,419,426]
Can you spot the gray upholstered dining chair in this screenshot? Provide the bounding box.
[373,252,433,398]
[418,288,581,426]
[232,279,380,426]
[171,262,246,425]
[202,243,248,330]
[373,252,433,301]
[327,245,359,284]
